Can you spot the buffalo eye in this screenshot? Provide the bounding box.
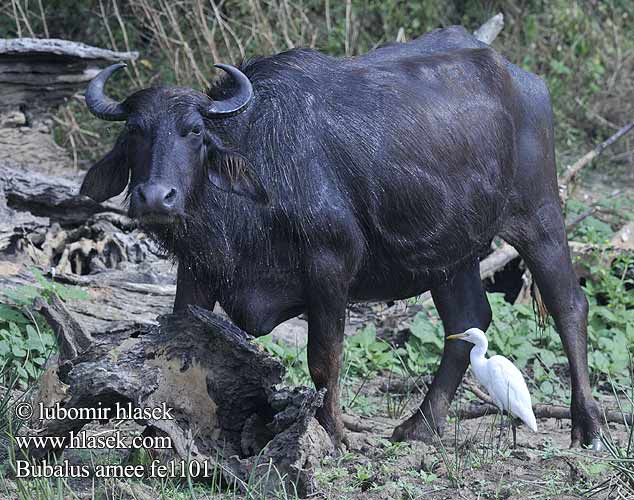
[126,123,141,135]
[190,125,202,136]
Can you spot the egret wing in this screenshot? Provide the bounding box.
[485,355,537,431]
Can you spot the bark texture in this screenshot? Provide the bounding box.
[28,298,332,496]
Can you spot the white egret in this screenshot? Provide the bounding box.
[447,327,537,445]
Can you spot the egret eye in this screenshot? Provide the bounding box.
[190,125,202,136]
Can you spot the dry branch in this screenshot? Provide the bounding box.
[479,243,519,281]
[455,402,633,427]
[560,121,634,185]
[456,377,633,427]
[0,38,138,60]
[559,121,634,203]
[33,294,93,360]
[473,13,504,45]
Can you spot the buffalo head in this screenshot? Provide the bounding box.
[80,63,267,225]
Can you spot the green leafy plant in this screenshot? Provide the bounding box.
[343,324,403,378]
[255,336,310,387]
[0,268,89,389]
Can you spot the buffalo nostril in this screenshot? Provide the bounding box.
[164,188,177,202]
[135,184,178,214]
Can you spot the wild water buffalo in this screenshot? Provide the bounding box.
[79,26,601,449]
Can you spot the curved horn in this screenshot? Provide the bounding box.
[85,63,128,121]
[203,64,253,118]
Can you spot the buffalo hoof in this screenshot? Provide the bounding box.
[570,400,602,451]
[390,414,437,443]
[316,409,346,450]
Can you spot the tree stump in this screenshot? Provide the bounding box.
[27,296,332,496]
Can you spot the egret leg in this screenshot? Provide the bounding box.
[496,413,503,450]
[512,420,517,449]
[502,201,602,450]
[392,257,492,442]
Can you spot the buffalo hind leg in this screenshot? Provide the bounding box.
[392,257,492,442]
[502,203,601,449]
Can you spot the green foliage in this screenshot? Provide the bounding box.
[585,255,634,382]
[402,311,444,375]
[343,324,402,377]
[566,199,617,244]
[255,335,310,386]
[256,322,404,387]
[0,269,89,389]
[0,320,53,386]
[3,268,89,305]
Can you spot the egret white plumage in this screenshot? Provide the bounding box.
[447,327,537,445]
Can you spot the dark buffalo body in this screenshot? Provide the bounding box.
[80,26,601,449]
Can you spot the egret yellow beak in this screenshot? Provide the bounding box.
[446,333,468,340]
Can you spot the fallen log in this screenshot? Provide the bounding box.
[454,402,634,427]
[25,297,332,496]
[0,163,124,227]
[380,376,634,427]
[0,38,137,173]
[453,378,634,427]
[0,37,137,112]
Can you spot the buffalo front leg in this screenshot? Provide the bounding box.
[173,263,217,312]
[392,258,492,442]
[306,259,348,447]
[307,298,346,447]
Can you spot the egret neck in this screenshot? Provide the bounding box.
[465,330,488,384]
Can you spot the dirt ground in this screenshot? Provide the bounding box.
[314,380,630,500]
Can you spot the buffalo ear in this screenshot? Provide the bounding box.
[79,134,129,202]
[208,152,269,204]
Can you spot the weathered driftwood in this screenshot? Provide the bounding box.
[34,295,93,360]
[0,38,137,172]
[28,298,332,496]
[0,38,137,112]
[0,163,124,226]
[0,116,72,173]
[0,38,137,61]
[0,162,177,331]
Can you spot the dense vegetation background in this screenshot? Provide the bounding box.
[1,0,633,168]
